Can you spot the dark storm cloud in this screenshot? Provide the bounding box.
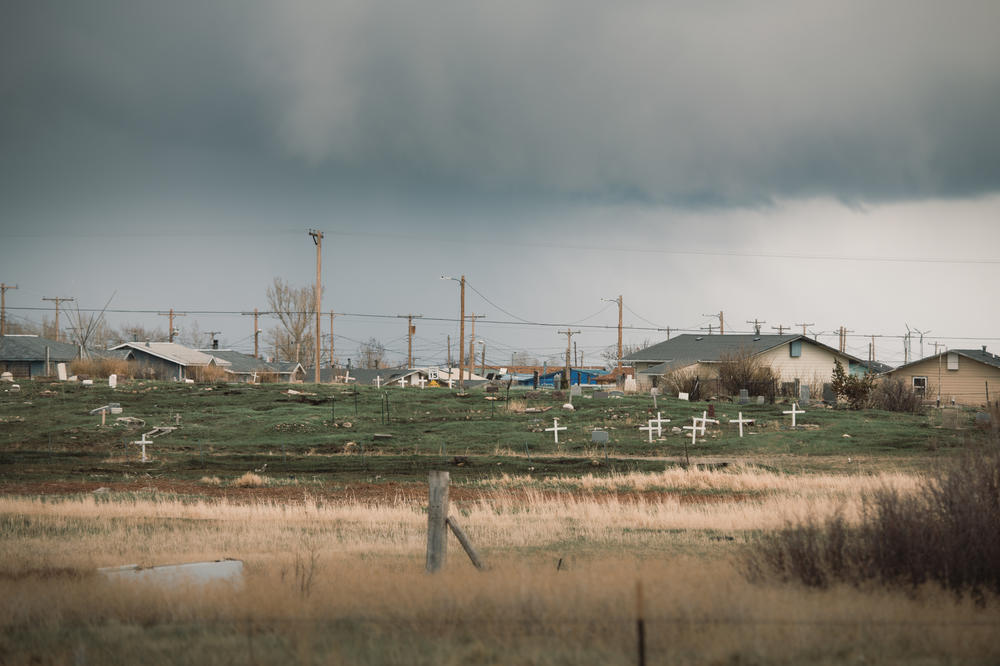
[3,0,1000,212]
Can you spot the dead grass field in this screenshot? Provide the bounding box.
[2,466,998,665]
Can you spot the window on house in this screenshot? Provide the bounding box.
[913,376,927,396]
[789,340,802,358]
[947,353,958,370]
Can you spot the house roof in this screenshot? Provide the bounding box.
[0,335,79,362]
[111,342,228,367]
[88,348,134,361]
[201,350,286,374]
[887,348,1000,374]
[622,333,864,365]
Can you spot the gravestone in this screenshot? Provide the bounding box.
[678,392,690,401]
[707,404,715,418]
[738,389,749,405]
[822,383,836,403]
[650,387,660,397]
[609,390,625,398]
[0,372,12,382]
[591,430,610,444]
[756,396,766,405]
[623,377,637,393]
[594,391,609,399]
[553,375,562,390]
[552,391,566,401]
[108,374,118,389]
[485,385,498,393]
[781,382,796,397]
[799,385,811,405]
[56,364,67,381]
[570,385,582,397]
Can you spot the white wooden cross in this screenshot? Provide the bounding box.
[682,423,699,445]
[730,412,755,438]
[651,411,671,435]
[783,402,805,428]
[398,376,407,388]
[545,418,568,443]
[639,420,657,443]
[692,410,719,436]
[132,434,152,463]
[375,376,382,388]
[446,377,455,389]
[416,376,428,389]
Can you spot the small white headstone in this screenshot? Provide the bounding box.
[0,371,13,382]
[108,374,118,389]
[678,392,690,401]
[81,379,94,387]
[10,383,20,392]
[623,377,637,393]
[56,364,67,381]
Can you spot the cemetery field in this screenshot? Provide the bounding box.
[2,380,998,663]
[0,379,990,494]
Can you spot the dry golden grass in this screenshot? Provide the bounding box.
[233,471,268,487]
[69,357,132,379]
[1,467,997,664]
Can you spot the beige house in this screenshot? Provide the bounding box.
[883,347,1000,407]
[622,334,866,392]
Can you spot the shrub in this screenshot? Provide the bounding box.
[660,370,702,399]
[716,348,777,400]
[744,448,1000,602]
[69,358,132,379]
[871,377,923,413]
[831,359,874,409]
[233,472,268,488]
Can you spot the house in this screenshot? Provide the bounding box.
[203,350,304,383]
[883,346,1000,407]
[516,367,609,387]
[622,334,865,392]
[0,335,80,378]
[111,341,230,381]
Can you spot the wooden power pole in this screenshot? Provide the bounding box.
[254,308,260,359]
[397,314,423,368]
[771,324,789,335]
[795,322,814,336]
[329,311,335,367]
[157,308,185,343]
[558,329,581,387]
[466,313,485,379]
[309,229,324,384]
[0,283,17,337]
[746,318,766,335]
[42,296,74,342]
[702,311,724,335]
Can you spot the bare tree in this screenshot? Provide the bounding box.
[65,294,116,353]
[358,338,386,368]
[116,322,168,344]
[600,340,650,367]
[266,278,317,363]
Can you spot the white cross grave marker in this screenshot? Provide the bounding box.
[651,412,671,435]
[783,402,806,428]
[682,424,699,445]
[416,376,427,389]
[639,420,657,443]
[132,434,152,463]
[692,411,719,436]
[545,418,568,444]
[398,377,407,388]
[446,377,455,389]
[730,412,755,438]
[375,376,382,388]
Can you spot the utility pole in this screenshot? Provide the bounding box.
[480,340,486,376]
[746,319,765,335]
[573,340,578,367]
[771,324,788,335]
[702,311,724,334]
[558,329,581,387]
[795,322,814,336]
[602,295,623,371]
[206,331,221,349]
[254,308,260,359]
[700,324,714,335]
[657,327,672,340]
[330,310,342,368]
[913,328,930,360]
[397,314,423,368]
[447,335,451,369]
[466,313,486,379]
[157,308,186,343]
[308,229,324,384]
[931,340,944,356]
[837,326,855,353]
[42,297,74,342]
[0,283,17,337]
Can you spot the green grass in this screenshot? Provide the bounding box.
[0,378,988,485]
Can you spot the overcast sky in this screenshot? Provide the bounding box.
[2,1,999,368]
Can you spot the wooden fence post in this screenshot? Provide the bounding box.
[636,580,646,666]
[426,470,450,573]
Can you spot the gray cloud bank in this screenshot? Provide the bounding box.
[4,0,1000,211]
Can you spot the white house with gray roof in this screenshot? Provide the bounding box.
[111,341,229,381]
[623,334,866,391]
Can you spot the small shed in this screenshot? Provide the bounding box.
[0,335,79,378]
